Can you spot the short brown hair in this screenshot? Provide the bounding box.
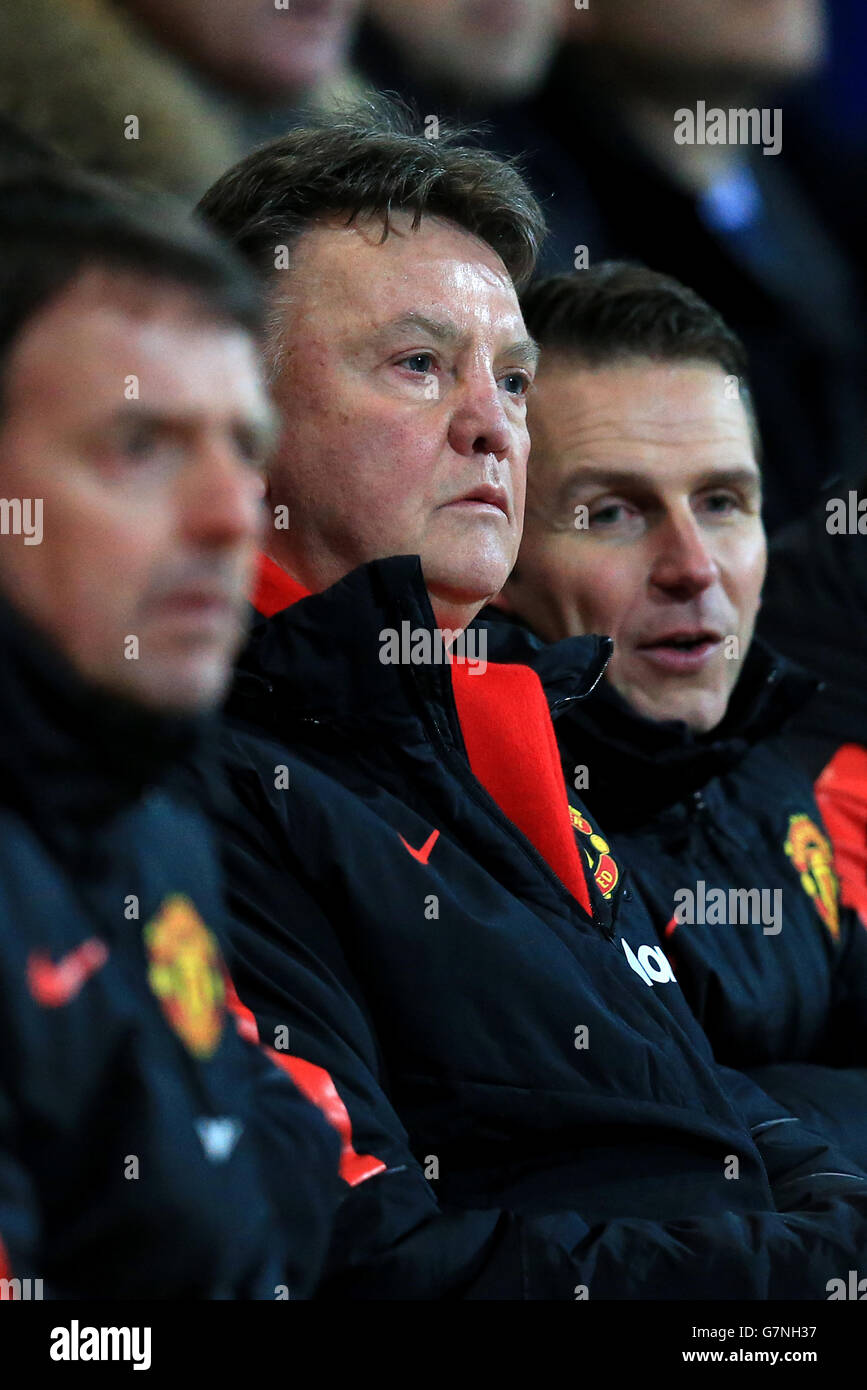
[0,167,262,418]
[197,100,545,295]
[521,262,762,457]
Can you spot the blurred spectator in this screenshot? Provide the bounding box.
[0,0,361,200]
[790,0,867,153]
[125,0,358,103]
[0,114,63,175]
[0,0,238,197]
[520,0,867,535]
[355,0,568,112]
[121,0,362,144]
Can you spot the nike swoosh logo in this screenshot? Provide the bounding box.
[27,938,110,1007]
[398,829,440,865]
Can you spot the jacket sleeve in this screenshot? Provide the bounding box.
[815,744,867,929]
[229,1018,346,1299]
[213,753,867,1300]
[745,1061,867,1174]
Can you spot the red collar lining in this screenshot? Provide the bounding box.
[250,553,592,914]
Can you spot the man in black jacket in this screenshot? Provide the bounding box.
[497,261,867,1167]
[0,168,342,1298]
[195,106,867,1299]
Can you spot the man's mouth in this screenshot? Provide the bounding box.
[149,587,240,637]
[635,630,723,673]
[443,484,510,518]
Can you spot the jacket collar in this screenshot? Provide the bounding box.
[0,589,208,844]
[481,607,819,828]
[232,555,612,742]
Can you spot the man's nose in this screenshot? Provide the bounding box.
[447,370,513,460]
[649,509,719,599]
[180,438,264,548]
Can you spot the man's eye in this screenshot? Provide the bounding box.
[702,492,739,516]
[122,423,159,457]
[499,371,531,397]
[113,424,185,473]
[399,353,436,375]
[590,503,627,526]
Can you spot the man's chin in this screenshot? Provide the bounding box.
[97,653,234,718]
[616,675,729,735]
[422,541,514,603]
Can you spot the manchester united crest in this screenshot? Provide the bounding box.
[570,806,620,899]
[144,895,226,1058]
[783,813,840,941]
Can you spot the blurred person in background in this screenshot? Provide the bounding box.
[351,0,597,284]
[0,163,341,1298]
[0,0,361,199]
[355,0,569,112]
[120,0,362,143]
[519,0,866,535]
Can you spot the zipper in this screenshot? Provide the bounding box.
[689,788,752,854]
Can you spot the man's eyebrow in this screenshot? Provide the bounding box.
[369,312,540,368]
[374,311,462,344]
[557,463,760,498]
[100,402,281,453]
[503,338,540,370]
[693,465,762,492]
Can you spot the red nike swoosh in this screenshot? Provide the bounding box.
[27,938,110,1008]
[398,829,441,865]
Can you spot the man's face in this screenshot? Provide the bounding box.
[265,213,535,629]
[504,358,766,733]
[0,266,272,712]
[126,0,360,99]
[369,0,566,102]
[575,0,826,85]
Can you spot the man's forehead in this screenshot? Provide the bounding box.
[290,213,522,323]
[533,360,755,462]
[9,270,265,409]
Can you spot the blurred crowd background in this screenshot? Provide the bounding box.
[1,0,865,537]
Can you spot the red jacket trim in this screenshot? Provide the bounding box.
[224,973,386,1188]
[251,554,595,915]
[815,743,867,929]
